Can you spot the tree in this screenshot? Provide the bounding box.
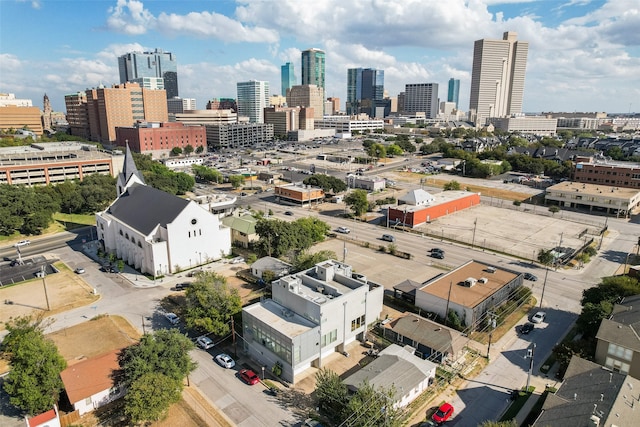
[576,301,613,335]
[184,272,242,335]
[443,180,461,191]
[548,205,560,215]
[581,276,640,307]
[366,143,386,160]
[479,421,518,427]
[293,250,338,272]
[344,189,369,217]
[124,372,182,424]
[183,144,194,156]
[228,175,244,189]
[344,381,407,427]
[315,368,349,421]
[195,145,204,154]
[303,174,347,193]
[170,147,182,156]
[537,249,555,266]
[386,144,403,156]
[1,316,66,415]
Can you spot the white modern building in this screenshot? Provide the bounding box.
[96,145,231,276]
[237,80,270,123]
[487,116,558,135]
[242,260,384,383]
[469,31,528,126]
[315,115,384,133]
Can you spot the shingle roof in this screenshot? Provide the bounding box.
[106,183,190,235]
[384,313,465,356]
[595,294,640,352]
[535,356,640,427]
[60,350,120,404]
[251,256,292,272]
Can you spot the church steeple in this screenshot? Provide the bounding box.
[116,144,145,195]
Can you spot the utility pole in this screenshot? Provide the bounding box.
[231,316,237,357]
[471,218,478,248]
[41,266,51,311]
[525,343,536,392]
[540,265,550,308]
[444,281,453,326]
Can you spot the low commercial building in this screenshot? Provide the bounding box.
[414,260,523,330]
[545,181,640,217]
[487,116,558,136]
[346,174,386,192]
[343,344,437,408]
[206,123,274,150]
[388,189,481,228]
[315,115,384,133]
[275,183,325,206]
[0,142,119,186]
[115,122,206,159]
[242,260,384,383]
[572,159,640,190]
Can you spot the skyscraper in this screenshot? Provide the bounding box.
[301,49,325,100]
[447,78,460,109]
[236,80,270,123]
[403,83,439,118]
[286,85,324,120]
[347,68,386,117]
[281,62,296,97]
[118,48,179,99]
[469,31,528,125]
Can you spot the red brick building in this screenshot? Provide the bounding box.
[275,183,325,206]
[115,122,206,158]
[389,190,481,227]
[573,160,640,190]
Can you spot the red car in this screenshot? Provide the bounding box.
[239,368,260,385]
[432,402,454,424]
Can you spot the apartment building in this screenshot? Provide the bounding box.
[115,122,206,158]
[206,123,273,150]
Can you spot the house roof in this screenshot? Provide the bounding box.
[384,313,465,356]
[393,279,424,296]
[595,294,640,352]
[535,356,640,427]
[251,256,292,272]
[221,214,258,235]
[343,344,436,401]
[60,350,120,404]
[106,183,190,236]
[399,189,434,205]
[27,408,58,427]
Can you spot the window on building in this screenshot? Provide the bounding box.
[351,315,365,332]
[119,230,123,236]
[608,342,633,361]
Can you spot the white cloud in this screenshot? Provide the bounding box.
[106,0,155,35]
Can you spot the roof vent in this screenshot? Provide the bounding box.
[478,277,488,284]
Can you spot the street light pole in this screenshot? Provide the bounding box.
[525,343,536,392]
[539,265,550,308]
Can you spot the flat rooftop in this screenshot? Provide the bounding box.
[547,181,640,199]
[419,260,519,308]
[393,190,476,213]
[244,299,316,338]
[0,142,112,166]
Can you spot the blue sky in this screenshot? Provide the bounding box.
[1,0,638,115]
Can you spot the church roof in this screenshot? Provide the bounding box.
[107,183,190,235]
[121,144,145,185]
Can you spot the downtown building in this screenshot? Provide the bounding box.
[301,48,325,105]
[115,122,206,158]
[0,93,43,136]
[469,31,529,126]
[118,48,179,99]
[447,78,460,109]
[167,97,196,114]
[286,85,324,120]
[206,123,274,150]
[281,62,296,97]
[403,83,439,119]
[346,68,388,118]
[237,80,270,123]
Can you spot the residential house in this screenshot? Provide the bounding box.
[250,256,292,281]
[221,214,259,248]
[59,350,124,416]
[96,145,231,275]
[242,260,384,383]
[534,356,640,426]
[25,406,61,427]
[382,313,466,363]
[343,344,436,408]
[595,295,640,378]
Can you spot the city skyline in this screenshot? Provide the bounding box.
[1,0,638,114]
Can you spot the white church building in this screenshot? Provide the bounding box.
[96,146,231,276]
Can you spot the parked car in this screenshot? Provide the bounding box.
[239,368,260,385]
[215,353,236,369]
[520,322,535,334]
[337,226,351,234]
[531,311,546,324]
[196,336,214,349]
[75,267,85,274]
[430,251,445,259]
[430,248,445,255]
[230,256,245,264]
[303,418,324,427]
[284,211,294,216]
[432,402,454,423]
[524,272,538,281]
[175,282,191,291]
[381,234,395,242]
[164,312,180,325]
[15,240,30,247]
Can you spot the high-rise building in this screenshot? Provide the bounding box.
[65,91,90,139]
[447,78,460,109]
[301,48,325,100]
[85,82,168,143]
[167,97,196,114]
[42,94,52,132]
[346,68,386,117]
[403,83,439,118]
[281,62,296,97]
[236,80,270,123]
[286,85,324,120]
[118,48,179,99]
[469,31,528,126]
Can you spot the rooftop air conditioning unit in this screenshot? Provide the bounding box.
[478,277,488,284]
[464,277,477,287]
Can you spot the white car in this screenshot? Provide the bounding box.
[215,353,236,369]
[15,240,30,247]
[196,336,214,350]
[337,226,351,234]
[531,311,546,324]
[230,256,245,264]
[164,312,180,325]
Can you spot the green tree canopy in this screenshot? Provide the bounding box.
[255,217,330,259]
[386,144,404,156]
[366,143,386,160]
[344,189,369,217]
[228,175,244,189]
[123,372,182,424]
[443,180,461,191]
[192,165,223,184]
[183,144,194,155]
[293,250,338,272]
[183,272,242,335]
[1,316,67,415]
[303,174,347,193]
